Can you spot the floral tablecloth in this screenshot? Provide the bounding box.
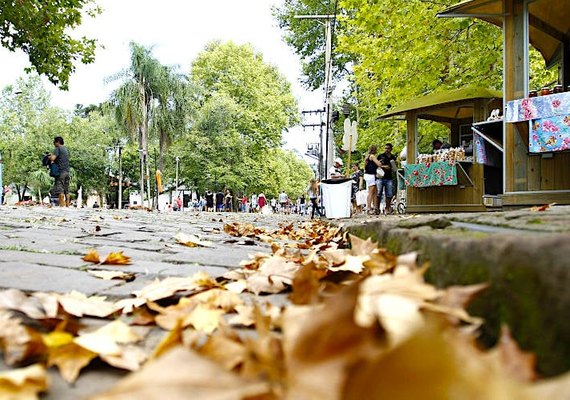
[404,161,458,188]
[530,115,570,152]
[506,92,570,122]
[506,92,570,153]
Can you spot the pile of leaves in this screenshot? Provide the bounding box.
[0,220,569,399]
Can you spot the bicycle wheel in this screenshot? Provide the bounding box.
[397,201,406,214]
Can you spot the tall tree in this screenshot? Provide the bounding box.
[273,0,351,90]
[0,0,100,90]
[190,41,299,150]
[109,42,171,206]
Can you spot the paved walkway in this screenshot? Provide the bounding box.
[0,205,305,399]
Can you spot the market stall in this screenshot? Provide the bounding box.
[379,87,503,212]
[439,0,570,206]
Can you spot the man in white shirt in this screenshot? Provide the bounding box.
[329,157,344,179]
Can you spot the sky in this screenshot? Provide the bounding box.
[0,0,326,159]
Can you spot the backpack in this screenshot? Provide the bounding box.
[42,153,60,177]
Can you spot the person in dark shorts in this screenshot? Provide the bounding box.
[49,136,70,207]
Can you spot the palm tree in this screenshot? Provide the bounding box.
[109,42,166,207]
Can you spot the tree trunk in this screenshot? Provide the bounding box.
[138,126,145,207]
[159,129,165,173]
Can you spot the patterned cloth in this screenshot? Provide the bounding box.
[506,92,570,153]
[530,115,570,153]
[506,92,570,122]
[404,161,458,188]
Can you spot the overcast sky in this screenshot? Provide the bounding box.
[0,0,326,155]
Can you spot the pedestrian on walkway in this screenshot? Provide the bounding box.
[364,145,382,215]
[49,136,71,207]
[307,179,322,219]
[350,163,364,214]
[378,143,397,214]
[278,190,288,214]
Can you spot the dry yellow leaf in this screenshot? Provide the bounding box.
[74,320,142,357]
[57,291,117,318]
[0,364,49,400]
[186,304,224,334]
[82,248,101,264]
[103,251,132,265]
[174,232,213,248]
[90,347,272,400]
[191,288,243,311]
[151,322,184,360]
[246,256,299,295]
[0,288,47,319]
[199,333,246,371]
[47,342,97,383]
[88,270,136,281]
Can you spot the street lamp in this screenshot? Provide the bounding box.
[175,156,180,196]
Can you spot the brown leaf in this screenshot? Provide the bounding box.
[102,251,132,265]
[437,283,490,310]
[0,364,49,399]
[283,283,384,399]
[488,325,539,383]
[530,202,556,212]
[82,248,101,264]
[289,263,322,305]
[246,256,299,295]
[349,234,379,256]
[342,324,533,400]
[90,347,272,400]
[0,310,46,365]
[198,333,246,371]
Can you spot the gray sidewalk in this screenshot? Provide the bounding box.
[0,205,304,399]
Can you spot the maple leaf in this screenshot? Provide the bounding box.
[0,364,49,400]
[46,341,97,383]
[246,256,299,295]
[103,251,132,265]
[91,347,272,400]
[82,248,101,264]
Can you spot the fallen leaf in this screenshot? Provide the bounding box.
[57,291,117,318]
[82,249,101,264]
[530,202,556,212]
[88,270,136,282]
[103,252,132,265]
[0,310,45,365]
[246,256,299,295]
[198,332,247,371]
[185,304,224,334]
[0,288,47,319]
[46,342,97,383]
[0,364,49,400]
[90,347,272,400]
[485,325,539,383]
[174,232,213,248]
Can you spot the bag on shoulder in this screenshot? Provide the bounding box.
[49,163,60,177]
[376,167,385,179]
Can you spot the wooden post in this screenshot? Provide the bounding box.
[504,0,529,192]
[406,111,418,164]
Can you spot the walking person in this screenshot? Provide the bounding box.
[350,163,364,214]
[378,143,397,214]
[363,145,382,214]
[307,178,322,219]
[49,136,71,207]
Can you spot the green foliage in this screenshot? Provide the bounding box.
[191,41,299,149]
[273,0,352,90]
[0,0,100,90]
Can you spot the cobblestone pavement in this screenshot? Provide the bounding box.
[0,205,307,399]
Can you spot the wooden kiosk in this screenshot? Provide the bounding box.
[439,0,570,206]
[380,87,503,212]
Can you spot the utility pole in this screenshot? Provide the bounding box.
[295,14,336,179]
[118,145,123,209]
[301,108,326,178]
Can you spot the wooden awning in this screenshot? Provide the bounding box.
[379,87,502,124]
[438,0,570,67]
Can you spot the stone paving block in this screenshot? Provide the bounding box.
[162,244,261,268]
[0,261,120,294]
[0,249,84,269]
[0,236,91,255]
